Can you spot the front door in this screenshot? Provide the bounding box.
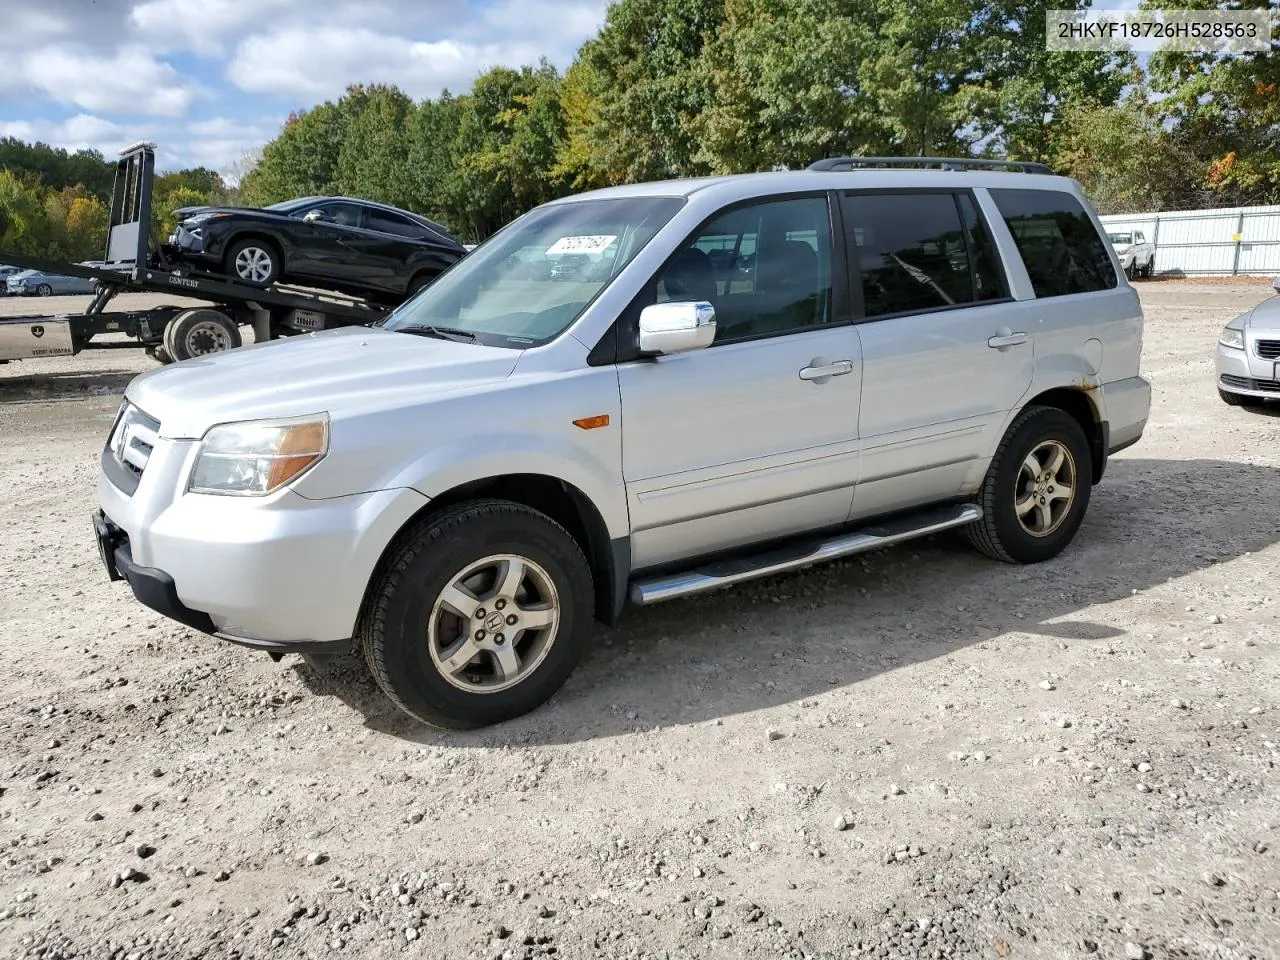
[841,189,1035,520]
[292,201,370,284]
[617,194,863,570]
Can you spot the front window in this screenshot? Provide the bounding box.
[1107,232,1132,245]
[264,197,321,214]
[380,196,684,347]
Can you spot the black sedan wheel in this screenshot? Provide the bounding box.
[225,238,280,287]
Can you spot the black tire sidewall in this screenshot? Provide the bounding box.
[986,408,1093,564]
[370,508,593,729]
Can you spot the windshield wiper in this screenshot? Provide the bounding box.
[395,324,478,343]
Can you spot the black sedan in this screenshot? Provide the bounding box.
[166,196,467,304]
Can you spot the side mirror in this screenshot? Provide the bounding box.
[303,209,329,223]
[638,301,716,355]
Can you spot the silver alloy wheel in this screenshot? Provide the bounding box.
[183,319,233,356]
[1015,440,1076,537]
[427,554,560,694]
[233,245,274,283]
[37,284,52,296]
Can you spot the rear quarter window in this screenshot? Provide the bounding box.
[989,188,1117,298]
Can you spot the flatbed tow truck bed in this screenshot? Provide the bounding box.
[0,141,390,364]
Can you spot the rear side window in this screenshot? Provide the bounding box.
[842,192,1007,320]
[366,209,423,238]
[989,189,1116,298]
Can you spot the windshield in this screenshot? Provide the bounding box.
[380,196,685,347]
[1107,232,1132,245]
[264,197,322,214]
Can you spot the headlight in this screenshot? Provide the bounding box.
[1219,326,1245,349]
[188,414,329,496]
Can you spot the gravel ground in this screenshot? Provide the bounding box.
[2,282,1279,960]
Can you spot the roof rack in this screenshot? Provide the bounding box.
[808,156,1055,175]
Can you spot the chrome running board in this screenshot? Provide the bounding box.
[629,503,982,605]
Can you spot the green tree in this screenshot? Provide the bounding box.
[239,100,347,205]
[335,84,417,208]
[0,170,55,256]
[691,0,889,172]
[1056,101,1202,213]
[575,0,725,181]
[1144,0,1280,205]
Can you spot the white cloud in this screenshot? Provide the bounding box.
[224,0,610,101]
[0,45,202,118]
[0,0,613,178]
[0,113,279,180]
[129,0,302,55]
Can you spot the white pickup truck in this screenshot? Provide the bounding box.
[1107,229,1155,279]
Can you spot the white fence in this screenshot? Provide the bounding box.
[1099,204,1280,277]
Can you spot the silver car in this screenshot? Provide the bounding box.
[93,159,1151,729]
[6,268,97,297]
[1215,275,1280,407]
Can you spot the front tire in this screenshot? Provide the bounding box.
[1219,387,1265,408]
[361,500,594,729]
[36,284,53,296]
[967,406,1093,564]
[224,238,280,287]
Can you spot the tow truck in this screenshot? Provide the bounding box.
[0,141,390,364]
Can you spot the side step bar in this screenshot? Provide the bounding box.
[629,503,982,605]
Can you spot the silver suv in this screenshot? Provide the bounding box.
[92,157,1151,729]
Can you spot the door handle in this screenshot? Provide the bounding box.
[987,330,1028,349]
[798,360,855,381]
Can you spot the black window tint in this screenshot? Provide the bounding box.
[844,193,981,319]
[657,196,831,342]
[989,188,1116,298]
[313,202,363,228]
[957,194,1007,302]
[366,209,422,238]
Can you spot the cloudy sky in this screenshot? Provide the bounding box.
[0,0,611,178]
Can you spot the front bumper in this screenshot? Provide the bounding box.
[94,434,430,650]
[1216,337,1280,398]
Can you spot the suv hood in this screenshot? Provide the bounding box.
[126,326,520,439]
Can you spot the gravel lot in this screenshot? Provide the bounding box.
[2,282,1279,960]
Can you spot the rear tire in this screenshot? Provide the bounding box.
[1141,257,1154,278]
[360,500,593,729]
[167,308,241,362]
[967,406,1093,564]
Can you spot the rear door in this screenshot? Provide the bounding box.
[346,208,428,295]
[844,189,1035,520]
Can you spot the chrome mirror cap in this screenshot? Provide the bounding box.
[638,301,716,355]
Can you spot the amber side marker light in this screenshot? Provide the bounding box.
[573,415,610,430]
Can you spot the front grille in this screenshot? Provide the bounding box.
[1255,340,1280,360]
[1221,374,1280,393]
[103,402,161,495]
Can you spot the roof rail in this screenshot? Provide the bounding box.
[808,156,1055,175]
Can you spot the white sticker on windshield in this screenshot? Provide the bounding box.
[546,234,616,255]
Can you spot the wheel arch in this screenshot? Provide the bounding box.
[361,473,627,631]
[1017,386,1106,484]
